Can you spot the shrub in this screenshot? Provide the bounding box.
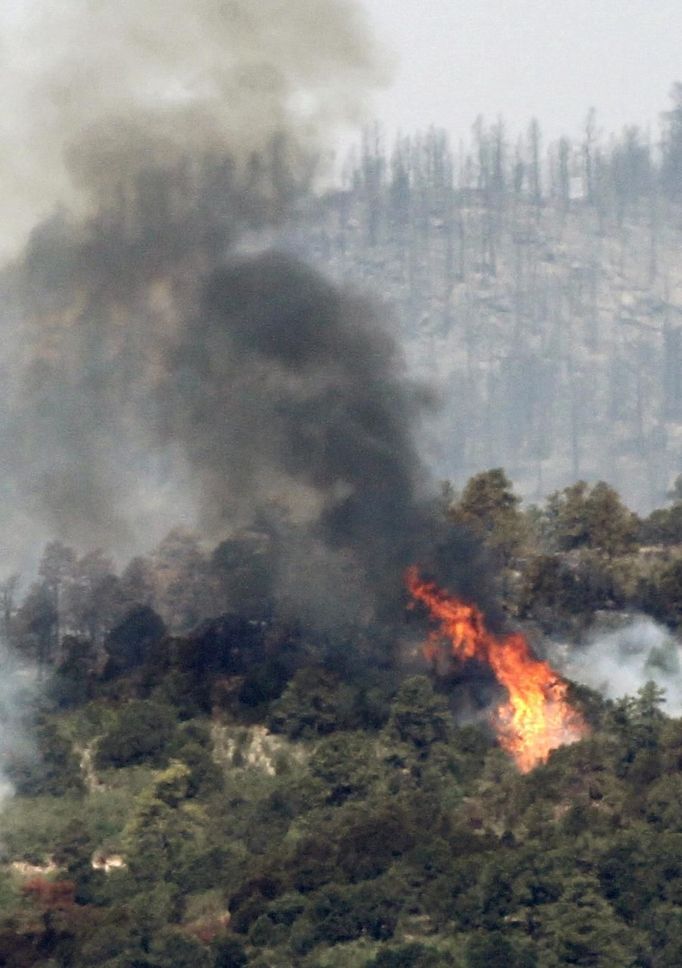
[95,700,177,769]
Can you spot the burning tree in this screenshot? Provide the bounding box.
[406,567,587,772]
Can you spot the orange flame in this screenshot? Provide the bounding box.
[406,566,588,772]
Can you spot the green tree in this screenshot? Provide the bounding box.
[646,775,682,831]
[103,605,166,680]
[122,762,197,885]
[544,481,638,556]
[8,718,84,796]
[147,928,212,967]
[95,700,177,769]
[367,943,445,967]
[386,676,453,757]
[641,504,682,545]
[465,931,535,968]
[0,573,20,647]
[584,481,639,556]
[517,554,584,625]
[14,579,58,670]
[64,550,123,647]
[536,875,640,966]
[309,732,379,804]
[268,667,341,739]
[211,935,249,967]
[642,557,682,625]
[451,469,527,563]
[52,635,98,707]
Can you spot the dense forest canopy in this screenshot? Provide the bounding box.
[1,2,682,963]
[0,470,681,966]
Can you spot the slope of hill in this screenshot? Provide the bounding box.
[288,121,682,513]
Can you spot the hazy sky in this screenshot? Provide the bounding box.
[361,0,682,144]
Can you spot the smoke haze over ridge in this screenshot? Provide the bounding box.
[560,617,682,717]
[0,0,497,623]
[0,0,387,259]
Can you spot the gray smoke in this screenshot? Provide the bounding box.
[0,638,37,804]
[0,0,494,628]
[0,0,385,260]
[0,0,387,574]
[0,0,497,624]
[557,616,682,715]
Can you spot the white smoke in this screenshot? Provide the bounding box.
[0,639,38,805]
[558,615,682,715]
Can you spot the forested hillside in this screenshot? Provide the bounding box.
[289,90,682,512]
[1,471,681,967]
[4,4,682,965]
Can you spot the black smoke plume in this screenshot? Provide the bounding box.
[160,252,433,614]
[0,0,498,625]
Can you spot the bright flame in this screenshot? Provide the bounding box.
[406,567,588,772]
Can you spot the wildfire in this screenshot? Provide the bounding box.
[405,567,588,772]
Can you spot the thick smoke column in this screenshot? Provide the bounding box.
[163,253,429,609]
[0,1,389,574]
[0,1,498,623]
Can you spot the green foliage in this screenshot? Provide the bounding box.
[366,943,447,967]
[449,469,527,563]
[212,935,249,967]
[645,776,682,831]
[147,929,212,967]
[534,875,641,966]
[51,636,98,707]
[333,804,416,882]
[309,732,379,804]
[386,676,453,755]
[641,556,682,624]
[543,480,639,556]
[0,869,20,912]
[268,667,342,739]
[517,554,589,625]
[95,700,178,769]
[8,717,84,797]
[288,880,403,955]
[641,503,682,546]
[172,738,224,797]
[7,470,682,966]
[120,763,198,886]
[465,931,535,968]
